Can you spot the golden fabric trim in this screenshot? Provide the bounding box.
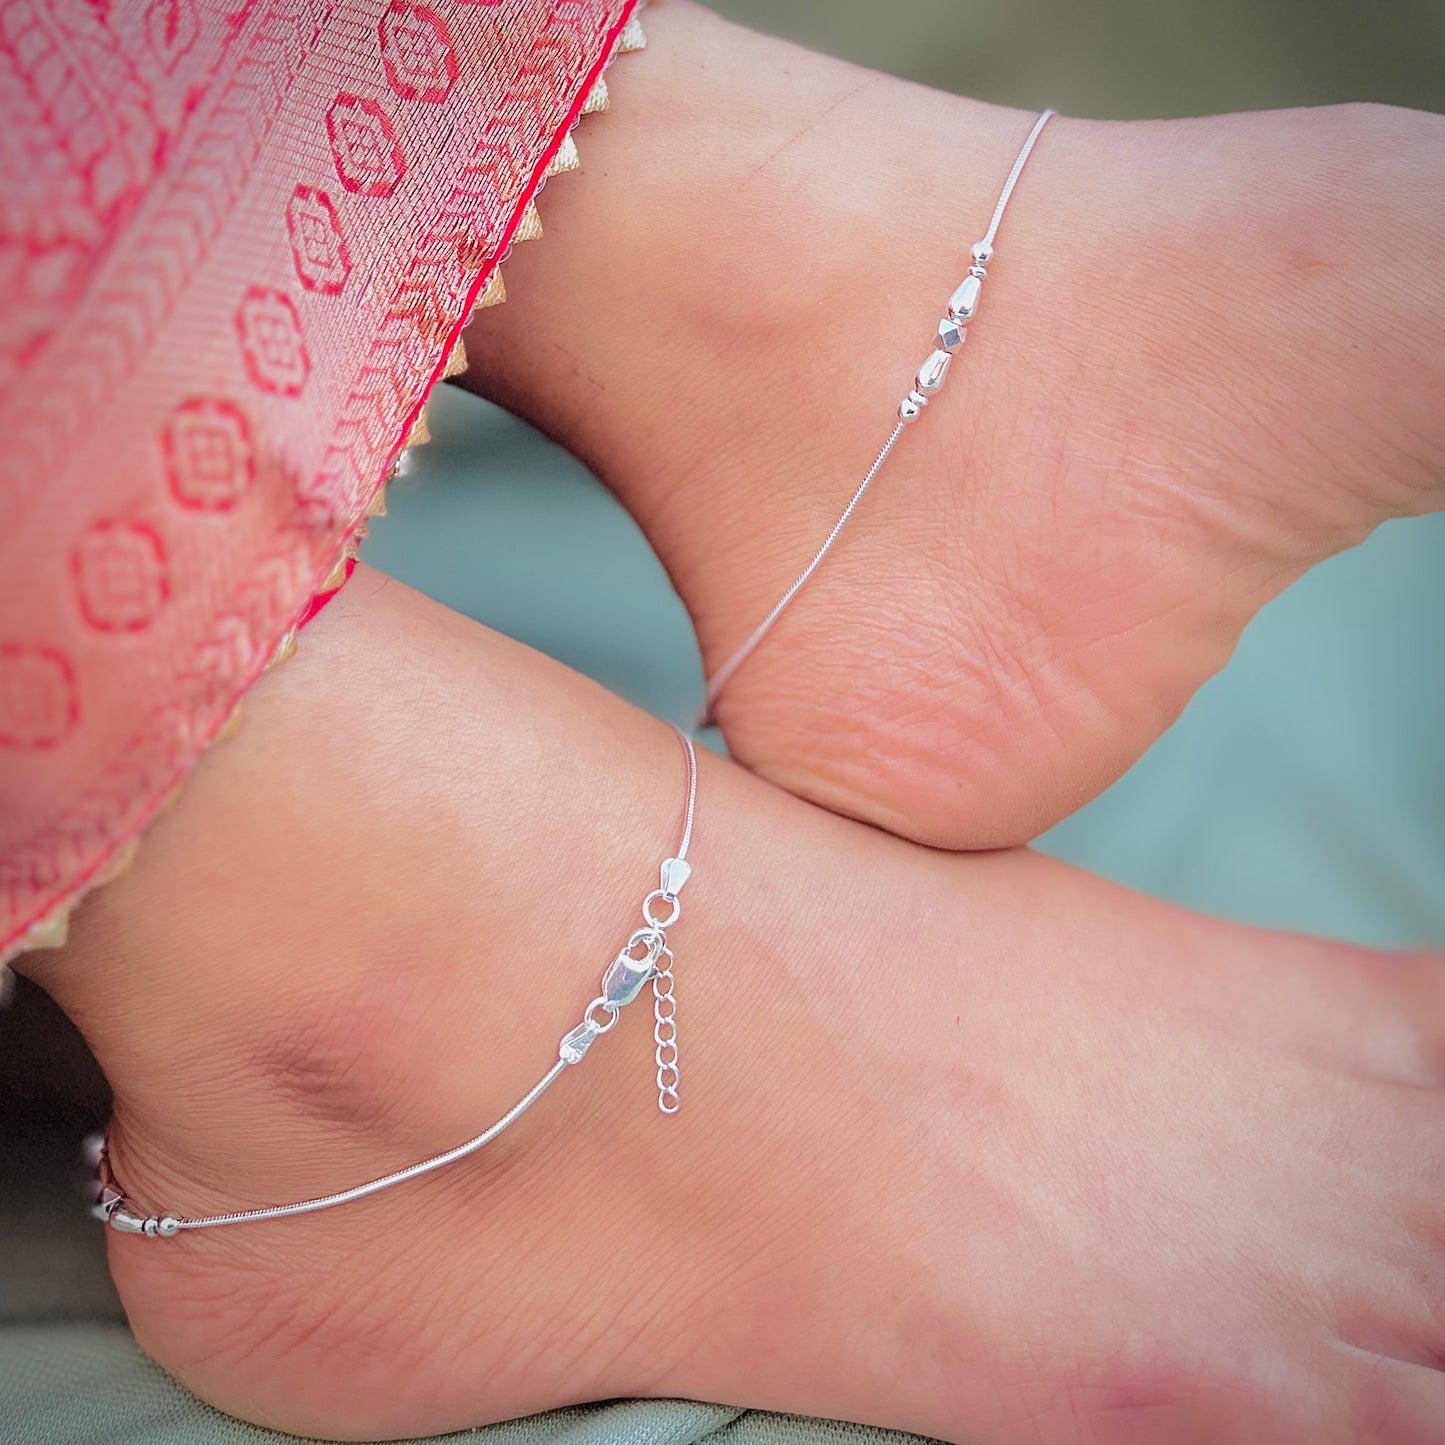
[475,269,507,309]
[515,200,544,242]
[582,76,609,113]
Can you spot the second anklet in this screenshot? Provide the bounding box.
[701,108,1057,718]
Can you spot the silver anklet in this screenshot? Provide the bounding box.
[88,725,698,1238]
[702,108,1056,718]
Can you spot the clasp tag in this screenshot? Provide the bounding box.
[660,857,692,898]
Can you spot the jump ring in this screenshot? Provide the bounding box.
[642,890,681,929]
[585,998,620,1032]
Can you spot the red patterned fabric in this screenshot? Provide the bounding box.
[0,0,635,958]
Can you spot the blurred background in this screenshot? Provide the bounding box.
[4,2,1442,1438]
[714,0,1445,117]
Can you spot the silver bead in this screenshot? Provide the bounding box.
[937,317,966,351]
[157,1215,181,1238]
[969,265,988,280]
[916,348,952,394]
[898,391,926,422]
[947,274,982,323]
[971,240,993,265]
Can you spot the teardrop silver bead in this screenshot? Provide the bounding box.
[947,273,982,322]
[916,348,952,394]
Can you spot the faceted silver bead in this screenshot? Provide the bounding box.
[916,348,952,394]
[948,274,982,322]
[937,317,966,351]
[898,391,926,423]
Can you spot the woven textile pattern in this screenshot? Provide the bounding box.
[0,0,635,957]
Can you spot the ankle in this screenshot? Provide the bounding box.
[29,564,961,1434]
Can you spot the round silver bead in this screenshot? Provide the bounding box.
[898,393,924,422]
[971,240,994,265]
[157,1215,181,1238]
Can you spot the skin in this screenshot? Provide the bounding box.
[18,569,1445,1444]
[462,1,1445,847]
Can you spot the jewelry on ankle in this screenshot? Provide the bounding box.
[700,109,1057,721]
[88,725,699,1238]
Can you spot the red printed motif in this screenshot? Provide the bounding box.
[286,185,351,294]
[0,646,79,750]
[326,93,407,197]
[380,2,458,103]
[235,286,310,396]
[144,0,200,70]
[164,399,255,510]
[71,520,169,632]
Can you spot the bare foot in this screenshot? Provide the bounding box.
[19,568,1445,1444]
[462,2,1445,847]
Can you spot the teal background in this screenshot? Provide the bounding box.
[4,1,1442,1441]
[365,384,1445,951]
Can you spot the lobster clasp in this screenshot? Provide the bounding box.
[601,950,654,1010]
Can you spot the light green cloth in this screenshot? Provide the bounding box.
[2,1323,918,1445]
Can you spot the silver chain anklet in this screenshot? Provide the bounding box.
[88,725,698,1238]
[702,108,1056,718]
